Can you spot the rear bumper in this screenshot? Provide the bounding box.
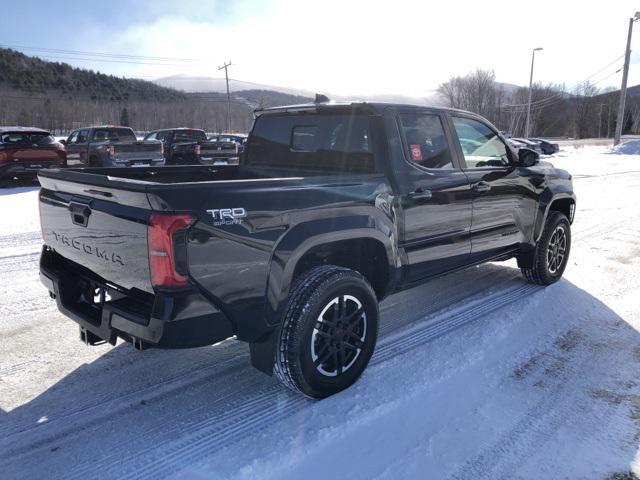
[40,247,234,348]
[199,155,240,165]
[0,161,62,178]
[109,156,165,168]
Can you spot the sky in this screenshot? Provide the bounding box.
[3,0,640,98]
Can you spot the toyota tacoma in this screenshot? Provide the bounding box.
[38,101,575,398]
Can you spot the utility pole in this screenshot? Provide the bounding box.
[598,103,607,138]
[525,47,543,138]
[218,61,233,133]
[614,13,640,145]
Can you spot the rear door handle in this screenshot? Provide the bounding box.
[408,188,432,200]
[473,181,492,193]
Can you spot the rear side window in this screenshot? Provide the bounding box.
[399,113,454,170]
[246,113,375,174]
[0,132,54,144]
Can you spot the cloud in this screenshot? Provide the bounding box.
[100,0,640,96]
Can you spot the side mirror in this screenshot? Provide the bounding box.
[518,148,539,167]
[59,139,67,146]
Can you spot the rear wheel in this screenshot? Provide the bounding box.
[274,266,379,398]
[518,211,571,285]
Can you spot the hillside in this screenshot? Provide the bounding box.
[0,48,185,102]
[0,48,310,132]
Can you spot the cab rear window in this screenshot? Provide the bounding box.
[0,132,55,144]
[92,128,136,142]
[246,113,376,174]
[173,130,207,142]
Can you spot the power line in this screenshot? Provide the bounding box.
[501,54,626,110]
[0,44,207,63]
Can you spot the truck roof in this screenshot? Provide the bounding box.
[0,126,50,133]
[79,125,134,130]
[255,101,470,117]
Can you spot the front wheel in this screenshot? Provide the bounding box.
[518,211,571,285]
[274,266,379,398]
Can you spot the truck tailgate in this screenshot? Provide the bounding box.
[39,176,153,293]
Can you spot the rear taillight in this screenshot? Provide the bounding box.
[160,142,164,155]
[194,144,201,155]
[148,213,193,288]
[107,145,115,159]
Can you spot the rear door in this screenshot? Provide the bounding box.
[447,114,537,260]
[396,111,473,283]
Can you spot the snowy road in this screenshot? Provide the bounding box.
[1,147,640,479]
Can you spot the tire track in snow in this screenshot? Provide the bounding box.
[58,283,541,480]
[448,331,595,480]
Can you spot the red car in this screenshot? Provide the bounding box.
[0,127,66,180]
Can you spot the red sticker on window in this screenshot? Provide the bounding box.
[410,144,423,161]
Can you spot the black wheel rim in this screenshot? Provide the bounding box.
[311,295,367,377]
[547,225,567,275]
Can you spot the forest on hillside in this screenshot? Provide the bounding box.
[0,48,309,133]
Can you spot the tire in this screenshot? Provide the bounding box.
[274,265,379,399]
[518,211,571,285]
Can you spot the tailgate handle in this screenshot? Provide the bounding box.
[68,202,92,227]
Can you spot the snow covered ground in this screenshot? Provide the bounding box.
[1,146,639,479]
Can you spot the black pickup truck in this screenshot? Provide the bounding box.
[38,101,575,398]
[63,126,165,168]
[143,128,239,165]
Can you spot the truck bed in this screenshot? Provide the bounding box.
[38,164,299,188]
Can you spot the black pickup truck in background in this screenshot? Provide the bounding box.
[38,101,575,398]
[144,128,239,165]
[63,126,165,168]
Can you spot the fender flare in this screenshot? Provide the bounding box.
[533,190,576,243]
[264,215,399,327]
[249,215,398,375]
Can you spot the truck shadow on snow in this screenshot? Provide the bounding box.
[2,263,640,479]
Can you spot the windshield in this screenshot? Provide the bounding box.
[0,131,55,145]
[174,130,207,142]
[92,128,136,142]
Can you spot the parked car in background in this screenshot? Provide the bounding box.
[63,126,164,168]
[143,128,239,165]
[0,127,66,180]
[512,138,543,154]
[529,138,560,155]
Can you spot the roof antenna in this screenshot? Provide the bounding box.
[315,93,330,104]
